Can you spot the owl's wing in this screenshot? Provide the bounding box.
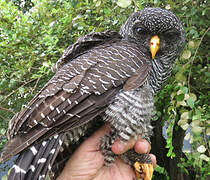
[123,63,151,91]
[6,30,121,140]
[52,30,121,72]
[1,41,151,163]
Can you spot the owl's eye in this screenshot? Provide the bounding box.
[134,27,147,35]
[164,30,180,39]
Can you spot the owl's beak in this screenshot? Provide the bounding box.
[150,35,160,59]
[134,162,154,180]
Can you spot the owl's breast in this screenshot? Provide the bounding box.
[104,84,154,141]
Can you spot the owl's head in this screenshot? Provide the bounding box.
[120,8,185,61]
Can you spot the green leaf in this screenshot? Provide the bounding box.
[166,138,172,148]
[180,123,190,130]
[192,114,201,120]
[178,119,188,126]
[191,120,200,127]
[155,165,166,174]
[182,50,191,59]
[180,111,189,120]
[95,0,101,7]
[200,154,210,162]
[180,86,188,94]
[116,0,132,8]
[197,145,206,153]
[18,87,25,96]
[167,145,174,157]
[188,41,195,49]
[0,128,6,135]
[171,152,176,158]
[205,72,210,78]
[192,126,203,133]
[187,97,194,108]
[1,175,8,180]
[189,93,197,101]
[176,94,185,101]
[206,128,210,136]
[175,72,186,82]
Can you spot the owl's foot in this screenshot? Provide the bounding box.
[100,133,154,179]
[120,151,153,180]
[134,161,153,180]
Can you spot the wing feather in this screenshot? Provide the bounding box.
[1,40,150,163]
[1,125,50,162]
[123,63,151,91]
[52,30,121,72]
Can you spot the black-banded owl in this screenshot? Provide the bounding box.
[0,8,185,180]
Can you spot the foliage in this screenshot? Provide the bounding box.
[0,0,209,179]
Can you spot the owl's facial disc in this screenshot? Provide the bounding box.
[150,35,160,59]
[120,8,185,61]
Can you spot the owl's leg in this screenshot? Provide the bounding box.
[100,135,153,180]
[100,128,153,180]
[99,130,118,166]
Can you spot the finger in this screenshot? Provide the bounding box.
[149,154,157,168]
[111,137,151,155]
[134,139,151,154]
[111,138,136,154]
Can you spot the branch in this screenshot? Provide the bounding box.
[31,77,41,95]
[0,113,6,121]
[0,106,15,114]
[132,0,139,12]
[1,78,38,103]
[188,27,210,93]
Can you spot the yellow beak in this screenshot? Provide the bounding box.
[150,35,160,59]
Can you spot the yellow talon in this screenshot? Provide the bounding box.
[134,162,154,180]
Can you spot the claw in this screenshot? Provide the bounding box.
[134,162,154,180]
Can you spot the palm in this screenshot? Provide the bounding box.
[62,143,104,180]
[59,142,136,180]
[57,125,154,180]
[94,158,136,180]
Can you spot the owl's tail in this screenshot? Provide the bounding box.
[7,133,65,180]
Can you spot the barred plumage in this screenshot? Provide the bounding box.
[0,8,185,180]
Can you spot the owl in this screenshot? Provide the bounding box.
[0,8,185,180]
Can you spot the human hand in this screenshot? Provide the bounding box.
[57,124,156,180]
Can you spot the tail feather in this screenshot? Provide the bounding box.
[26,138,56,180]
[31,134,65,180]
[8,134,64,180]
[8,151,34,180]
[1,125,49,163]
